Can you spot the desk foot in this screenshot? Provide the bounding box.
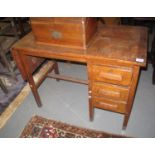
[122,114,129,131]
[37,102,42,107]
[54,62,60,82]
[121,128,126,135]
[122,125,127,131]
[34,95,42,107]
[33,92,42,107]
[29,84,42,107]
[89,102,94,121]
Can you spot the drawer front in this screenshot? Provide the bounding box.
[92,97,126,114]
[92,82,129,101]
[92,65,132,86]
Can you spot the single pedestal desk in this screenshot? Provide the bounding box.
[12,25,148,129]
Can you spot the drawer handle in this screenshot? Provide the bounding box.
[99,102,118,108]
[98,89,120,98]
[99,72,122,81]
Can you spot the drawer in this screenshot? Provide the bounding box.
[91,65,132,86]
[92,97,126,114]
[92,82,129,101]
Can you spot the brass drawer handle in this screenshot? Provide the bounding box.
[98,89,120,98]
[51,30,62,39]
[99,102,118,108]
[99,72,122,81]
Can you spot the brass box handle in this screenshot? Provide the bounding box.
[51,31,62,39]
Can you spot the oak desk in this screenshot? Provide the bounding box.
[12,25,148,129]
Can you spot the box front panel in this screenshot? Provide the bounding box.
[31,18,86,49]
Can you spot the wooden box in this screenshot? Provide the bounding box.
[30,17,98,49]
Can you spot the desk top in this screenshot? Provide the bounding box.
[12,25,148,67]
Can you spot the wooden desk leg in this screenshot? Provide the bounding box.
[122,114,130,130]
[89,97,94,121]
[20,54,42,107]
[89,101,94,121]
[123,66,140,130]
[54,61,60,81]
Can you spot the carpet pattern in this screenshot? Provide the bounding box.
[20,115,127,138]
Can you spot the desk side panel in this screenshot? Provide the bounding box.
[11,49,27,81]
[11,49,45,81]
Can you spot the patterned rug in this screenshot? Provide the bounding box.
[20,115,128,138]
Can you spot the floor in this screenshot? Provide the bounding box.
[0,61,155,138]
[0,66,25,114]
[0,17,30,114]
